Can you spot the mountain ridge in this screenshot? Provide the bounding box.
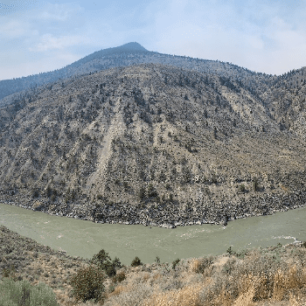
[0,42,276,103]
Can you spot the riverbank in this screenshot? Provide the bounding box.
[1,190,306,228]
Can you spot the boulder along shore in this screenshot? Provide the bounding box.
[1,190,306,228]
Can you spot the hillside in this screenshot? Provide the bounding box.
[1,63,306,227]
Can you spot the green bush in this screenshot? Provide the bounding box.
[172,258,180,270]
[69,264,105,304]
[2,264,17,279]
[131,256,142,267]
[155,256,161,264]
[227,246,233,256]
[105,265,116,278]
[0,277,59,306]
[32,190,40,198]
[139,187,146,201]
[90,250,122,277]
[253,178,259,191]
[147,184,158,197]
[239,184,246,192]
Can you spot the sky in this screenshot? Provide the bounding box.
[1,0,306,80]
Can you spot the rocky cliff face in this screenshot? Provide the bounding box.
[1,63,306,227]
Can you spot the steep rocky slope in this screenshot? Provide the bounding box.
[266,67,306,138]
[0,63,306,226]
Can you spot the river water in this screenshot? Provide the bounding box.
[0,203,305,265]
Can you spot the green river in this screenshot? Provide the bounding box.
[0,203,305,265]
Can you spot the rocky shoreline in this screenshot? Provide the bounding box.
[1,190,306,229]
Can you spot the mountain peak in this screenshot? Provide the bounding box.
[118,42,147,51]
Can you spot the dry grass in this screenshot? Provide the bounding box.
[233,287,255,306]
[190,258,202,273]
[103,244,306,306]
[141,283,203,306]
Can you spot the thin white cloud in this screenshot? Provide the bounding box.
[36,2,82,21]
[149,0,306,74]
[0,51,81,79]
[31,34,90,52]
[0,19,29,37]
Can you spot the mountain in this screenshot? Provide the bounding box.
[0,42,148,102]
[0,42,275,105]
[1,63,306,227]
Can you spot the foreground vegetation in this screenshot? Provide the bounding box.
[1,225,306,305]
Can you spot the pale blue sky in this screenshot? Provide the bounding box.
[1,0,306,80]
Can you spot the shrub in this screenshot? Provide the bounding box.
[90,249,112,269]
[131,256,142,267]
[147,184,158,198]
[112,257,122,269]
[108,283,116,293]
[253,178,259,191]
[155,256,161,264]
[0,277,59,306]
[123,181,129,191]
[46,186,53,197]
[105,265,116,277]
[112,271,126,284]
[211,174,218,184]
[172,258,180,270]
[236,249,248,259]
[139,187,146,201]
[69,264,105,304]
[239,184,246,192]
[227,246,233,256]
[195,256,214,273]
[32,190,40,198]
[2,264,17,280]
[90,250,122,277]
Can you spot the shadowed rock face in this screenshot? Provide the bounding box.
[0,63,306,227]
